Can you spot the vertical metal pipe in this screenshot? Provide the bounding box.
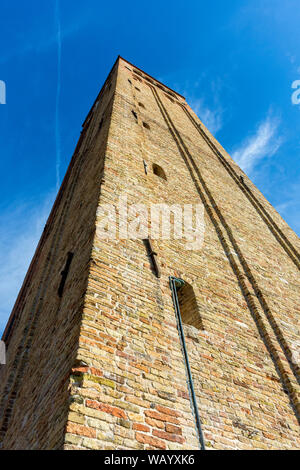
[169,276,205,450]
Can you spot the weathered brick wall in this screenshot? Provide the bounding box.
[1,57,299,450]
[0,61,118,449]
[64,59,299,450]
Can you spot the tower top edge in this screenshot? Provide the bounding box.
[117,55,186,100]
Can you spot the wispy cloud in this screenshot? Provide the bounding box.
[232,111,282,174]
[167,75,225,136]
[190,98,223,135]
[0,193,55,336]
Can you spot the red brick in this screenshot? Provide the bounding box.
[135,432,166,449]
[132,423,150,433]
[86,400,127,419]
[90,367,103,377]
[66,422,96,438]
[145,409,180,425]
[145,417,165,429]
[165,423,182,435]
[155,404,180,417]
[152,429,184,444]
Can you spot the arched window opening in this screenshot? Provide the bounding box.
[176,282,203,330]
[138,102,145,108]
[152,163,167,181]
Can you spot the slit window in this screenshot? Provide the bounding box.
[153,163,167,181]
[58,252,74,298]
[166,94,174,103]
[176,281,203,330]
[143,122,150,130]
[138,102,145,108]
[132,110,138,120]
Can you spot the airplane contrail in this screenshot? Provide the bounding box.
[55,0,62,192]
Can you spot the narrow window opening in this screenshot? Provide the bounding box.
[138,102,145,108]
[125,66,132,71]
[99,117,104,130]
[135,87,140,92]
[144,76,155,85]
[166,94,174,103]
[128,79,132,85]
[176,282,203,330]
[152,163,167,181]
[132,110,138,120]
[167,90,177,98]
[143,122,150,130]
[143,238,161,278]
[58,252,74,298]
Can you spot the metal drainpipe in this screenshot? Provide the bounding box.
[169,276,206,450]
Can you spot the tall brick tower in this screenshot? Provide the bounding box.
[1,57,299,450]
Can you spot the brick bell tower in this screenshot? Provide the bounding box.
[0,57,299,450]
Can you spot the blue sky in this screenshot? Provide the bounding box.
[0,0,299,335]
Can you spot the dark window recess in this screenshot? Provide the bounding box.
[99,118,104,129]
[132,110,138,120]
[108,83,111,90]
[144,76,155,85]
[153,163,167,181]
[128,79,132,85]
[143,238,161,278]
[166,89,177,98]
[125,66,132,71]
[166,94,174,103]
[176,281,203,330]
[135,87,140,92]
[58,252,74,297]
[138,102,145,108]
[143,122,150,130]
